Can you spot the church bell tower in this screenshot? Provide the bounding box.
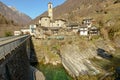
[48,2,53,21]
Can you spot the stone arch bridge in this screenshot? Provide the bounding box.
[0,35,37,80]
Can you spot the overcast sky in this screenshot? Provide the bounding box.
[0,0,65,19]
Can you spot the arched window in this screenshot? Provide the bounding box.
[49,5,52,9]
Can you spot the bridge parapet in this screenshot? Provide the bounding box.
[0,35,32,80]
[0,35,31,60]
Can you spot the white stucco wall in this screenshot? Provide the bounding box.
[79,27,88,36]
[87,23,92,28]
[29,25,36,36]
[80,31,88,36]
[21,29,30,34]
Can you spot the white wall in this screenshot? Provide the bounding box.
[80,31,88,36]
[79,27,88,36]
[29,25,36,36]
[14,31,21,36]
[21,29,30,34]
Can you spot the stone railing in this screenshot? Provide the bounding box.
[0,35,30,60]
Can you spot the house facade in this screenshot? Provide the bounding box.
[20,24,36,36]
[54,19,66,27]
[67,23,79,34]
[89,26,99,35]
[21,29,30,34]
[82,18,93,28]
[79,18,99,36]
[29,24,36,36]
[79,25,88,36]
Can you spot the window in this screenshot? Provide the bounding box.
[83,31,85,33]
[31,29,34,33]
[49,5,52,9]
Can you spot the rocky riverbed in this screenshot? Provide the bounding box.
[60,44,99,77]
[32,36,119,79]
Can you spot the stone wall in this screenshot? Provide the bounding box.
[0,42,30,80]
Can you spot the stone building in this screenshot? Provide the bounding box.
[20,24,36,36]
[53,19,66,27]
[39,16,50,27]
[37,2,66,38]
[67,23,79,34]
[38,2,66,28]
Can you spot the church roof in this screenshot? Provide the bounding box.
[48,2,52,4]
[54,19,66,22]
[40,16,50,19]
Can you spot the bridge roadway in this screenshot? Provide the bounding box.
[0,35,30,60]
[0,35,44,80]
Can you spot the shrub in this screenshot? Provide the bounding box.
[108,24,120,40]
[5,31,13,37]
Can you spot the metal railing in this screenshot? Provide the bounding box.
[0,35,30,60]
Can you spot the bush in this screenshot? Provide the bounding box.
[114,0,120,4]
[5,31,13,37]
[108,24,120,40]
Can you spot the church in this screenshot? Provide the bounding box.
[35,2,66,38]
[38,2,66,28]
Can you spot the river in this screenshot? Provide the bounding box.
[35,63,73,80]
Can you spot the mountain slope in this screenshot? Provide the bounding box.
[0,1,32,25]
[33,0,105,22]
[0,13,21,37]
[33,0,118,23]
[33,0,120,40]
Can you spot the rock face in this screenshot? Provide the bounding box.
[32,38,61,65]
[94,39,116,53]
[60,44,100,77]
[114,37,120,48]
[60,38,116,78]
[30,66,45,80]
[0,43,30,80]
[32,37,117,78]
